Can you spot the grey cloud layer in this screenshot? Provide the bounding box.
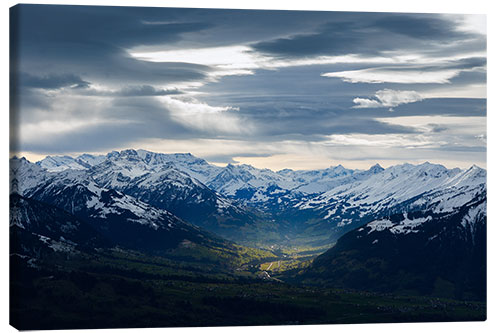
[252,14,483,58]
[19,73,90,90]
[12,5,214,87]
[10,5,486,166]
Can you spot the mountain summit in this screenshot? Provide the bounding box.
[17,150,486,248]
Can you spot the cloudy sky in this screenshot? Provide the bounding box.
[10,4,486,170]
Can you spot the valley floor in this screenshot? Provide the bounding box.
[10,248,485,330]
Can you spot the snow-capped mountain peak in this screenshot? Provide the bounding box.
[10,157,48,195]
[368,163,384,173]
[75,153,106,168]
[10,150,486,250]
[36,155,87,172]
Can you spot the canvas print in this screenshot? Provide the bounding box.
[9,4,486,330]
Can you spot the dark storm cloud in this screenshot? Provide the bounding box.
[228,97,486,137]
[252,21,365,58]
[233,102,421,138]
[252,14,480,58]
[362,57,486,73]
[13,5,213,49]
[201,64,486,120]
[372,15,466,39]
[19,72,90,90]
[12,4,214,86]
[447,57,486,69]
[385,98,486,117]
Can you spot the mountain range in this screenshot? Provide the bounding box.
[10,149,487,300]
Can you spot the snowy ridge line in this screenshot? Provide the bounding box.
[19,149,485,206]
[295,162,485,213]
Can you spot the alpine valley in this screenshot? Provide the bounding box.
[10,149,486,329]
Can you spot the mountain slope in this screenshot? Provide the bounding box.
[296,187,486,301]
[10,157,50,195]
[23,151,487,249]
[10,193,108,259]
[290,163,485,242]
[86,150,273,243]
[11,160,231,254]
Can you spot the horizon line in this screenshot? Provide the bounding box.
[9,148,487,172]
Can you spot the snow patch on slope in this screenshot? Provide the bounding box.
[367,214,432,235]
